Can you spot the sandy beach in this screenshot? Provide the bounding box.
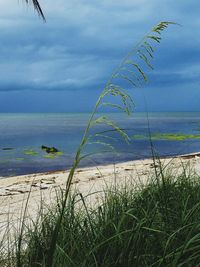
[0,153,200,244]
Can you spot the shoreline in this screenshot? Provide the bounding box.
[0,152,200,241]
[0,151,200,180]
[1,150,200,181]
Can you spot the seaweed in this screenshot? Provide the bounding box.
[23,149,38,156]
[43,151,63,159]
[132,133,200,141]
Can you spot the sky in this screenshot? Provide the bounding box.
[0,0,200,112]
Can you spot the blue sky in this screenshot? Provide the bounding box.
[0,0,200,112]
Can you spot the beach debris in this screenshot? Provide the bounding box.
[178,152,200,159]
[72,179,80,184]
[77,169,84,173]
[88,177,96,181]
[124,167,133,171]
[150,163,159,168]
[41,178,55,184]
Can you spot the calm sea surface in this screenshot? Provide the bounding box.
[0,112,200,177]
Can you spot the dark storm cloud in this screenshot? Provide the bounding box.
[0,0,200,111]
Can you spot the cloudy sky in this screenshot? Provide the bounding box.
[0,0,200,112]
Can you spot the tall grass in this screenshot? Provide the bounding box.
[44,21,176,267]
[2,161,200,266]
[1,21,179,266]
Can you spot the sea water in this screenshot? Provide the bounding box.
[0,112,200,177]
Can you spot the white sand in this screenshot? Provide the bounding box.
[0,153,200,244]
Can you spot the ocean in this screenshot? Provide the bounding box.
[0,112,200,177]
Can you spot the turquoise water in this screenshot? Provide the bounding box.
[0,112,200,177]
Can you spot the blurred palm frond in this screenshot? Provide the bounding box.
[25,0,45,21]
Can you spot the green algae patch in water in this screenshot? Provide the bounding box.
[151,133,195,140]
[23,149,38,156]
[15,158,24,161]
[132,133,200,141]
[43,151,64,159]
